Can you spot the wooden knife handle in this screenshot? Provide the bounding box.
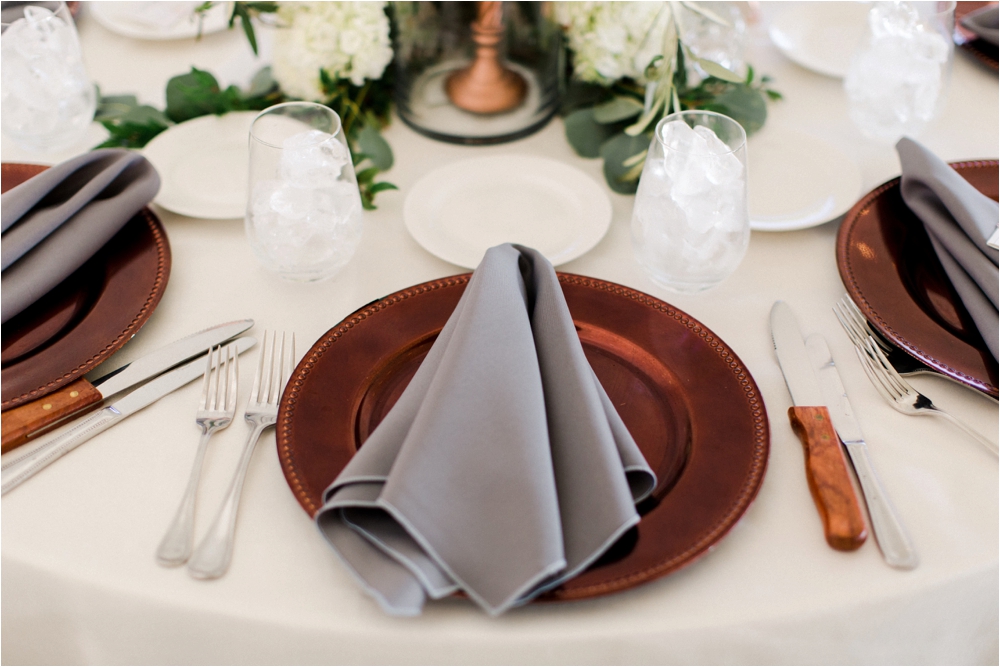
[788,406,867,551]
[1,379,103,453]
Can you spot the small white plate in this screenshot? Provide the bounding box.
[143,112,257,220]
[768,2,871,79]
[748,127,863,232]
[89,2,232,41]
[404,155,612,269]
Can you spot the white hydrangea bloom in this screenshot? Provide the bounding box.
[272,2,393,100]
[555,2,673,85]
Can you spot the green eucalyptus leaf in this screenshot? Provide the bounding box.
[95,120,168,149]
[600,133,650,194]
[680,1,731,26]
[355,166,379,184]
[367,181,398,194]
[564,108,618,158]
[119,105,171,126]
[592,96,644,124]
[625,91,664,136]
[165,68,225,122]
[560,80,612,115]
[690,53,744,83]
[711,84,767,135]
[357,123,394,171]
[246,66,278,98]
[94,95,139,121]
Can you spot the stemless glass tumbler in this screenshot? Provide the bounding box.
[630,111,750,293]
[245,102,364,282]
[1,2,96,152]
[844,1,956,143]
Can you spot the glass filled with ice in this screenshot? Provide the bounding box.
[246,102,363,282]
[1,2,96,152]
[630,111,749,293]
[844,1,956,143]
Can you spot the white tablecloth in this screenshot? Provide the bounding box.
[2,4,998,664]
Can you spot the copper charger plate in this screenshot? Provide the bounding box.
[837,161,999,398]
[1,163,171,409]
[277,273,769,602]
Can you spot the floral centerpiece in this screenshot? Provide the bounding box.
[96,1,778,203]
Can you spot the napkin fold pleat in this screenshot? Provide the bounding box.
[961,6,999,46]
[316,244,656,616]
[1,149,160,324]
[896,138,999,362]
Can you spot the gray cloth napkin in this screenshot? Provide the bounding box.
[316,244,657,616]
[961,5,999,46]
[896,138,999,363]
[1,149,160,324]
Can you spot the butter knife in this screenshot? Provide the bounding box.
[805,333,919,570]
[1,336,257,495]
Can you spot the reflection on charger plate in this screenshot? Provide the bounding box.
[748,126,863,232]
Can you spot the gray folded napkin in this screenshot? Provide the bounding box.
[1,149,160,324]
[896,137,999,363]
[316,244,657,616]
[961,5,999,46]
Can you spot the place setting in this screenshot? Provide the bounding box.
[1,0,997,662]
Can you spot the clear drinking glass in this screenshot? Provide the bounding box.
[631,111,749,293]
[245,102,364,282]
[844,1,956,143]
[1,2,96,152]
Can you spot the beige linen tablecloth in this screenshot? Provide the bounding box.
[2,3,997,664]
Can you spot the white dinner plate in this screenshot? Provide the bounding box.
[143,112,256,220]
[89,2,233,41]
[748,126,863,232]
[404,155,612,269]
[768,2,871,78]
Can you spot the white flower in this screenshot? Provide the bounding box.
[555,1,673,85]
[272,2,393,100]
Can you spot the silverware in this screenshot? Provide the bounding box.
[1,319,254,452]
[1,337,257,495]
[805,333,918,569]
[770,301,867,551]
[856,336,997,456]
[188,331,295,580]
[833,297,938,379]
[156,343,240,568]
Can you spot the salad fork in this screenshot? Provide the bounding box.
[855,336,997,456]
[188,330,295,580]
[156,343,239,567]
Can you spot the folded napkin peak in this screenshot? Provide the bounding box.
[316,244,657,616]
[1,149,160,324]
[896,137,999,362]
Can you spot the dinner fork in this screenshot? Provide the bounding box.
[156,343,239,567]
[187,330,295,580]
[856,336,997,456]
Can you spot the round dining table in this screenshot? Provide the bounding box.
[2,3,998,664]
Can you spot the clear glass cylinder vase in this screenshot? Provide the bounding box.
[391,1,561,145]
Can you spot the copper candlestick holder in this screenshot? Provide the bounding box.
[445,1,527,115]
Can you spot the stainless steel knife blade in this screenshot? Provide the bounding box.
[805,333,918,569]
[1,336,257,495]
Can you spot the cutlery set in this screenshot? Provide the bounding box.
[0,322,296,580]
[771,297,997,570]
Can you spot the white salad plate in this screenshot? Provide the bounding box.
[768,2,871,79]
[747,126,863,232]
[89,2,232,41]
[142,112,257,220]
[404,155,612,269]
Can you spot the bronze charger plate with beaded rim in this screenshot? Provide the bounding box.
[277,273,769,602]
[1,163,171,409]
[837,161,998,398]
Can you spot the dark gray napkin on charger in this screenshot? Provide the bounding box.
[961,5,999,46]
[316,244,657,616]
[896,137,999,362]
[1,149,160,324]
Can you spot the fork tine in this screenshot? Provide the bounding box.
[250,330,269,405]
[226,343,239,413]
[855,346,895,403]
[841,296,892,352]
[834,302,867,348]
[864,337,905,399]
[199,346,214,411]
